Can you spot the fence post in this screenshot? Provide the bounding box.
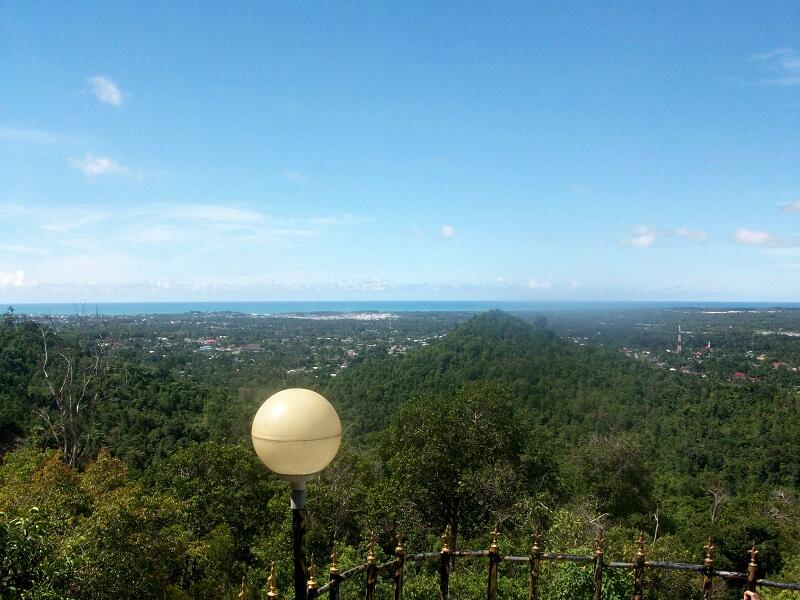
[487,526,500,600]
[329,545,341,600]
[701,539,715,600]
[528,531,542,600]
[593,530,604,600]
[440,525,451,600]
[633,533,646,600]
[267,561,279,600]
[306,556,319,600]
[747,544,760,593]
[394,532,405,600]
[366,532,378,600]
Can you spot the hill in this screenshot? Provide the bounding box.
[327,310,800,490]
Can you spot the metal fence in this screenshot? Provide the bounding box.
[262,526,800,600]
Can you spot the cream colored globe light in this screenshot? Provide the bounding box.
[251,388,342,508]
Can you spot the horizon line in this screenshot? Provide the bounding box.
[4,299,800,306]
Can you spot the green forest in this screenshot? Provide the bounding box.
[1,308,799,599]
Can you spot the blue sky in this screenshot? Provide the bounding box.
[1,2,799,302]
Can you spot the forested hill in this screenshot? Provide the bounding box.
[327,310,800,491]
[327,309,671,437]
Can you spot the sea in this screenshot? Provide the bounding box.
[4,300,800,317]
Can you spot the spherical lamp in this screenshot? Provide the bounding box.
[251,388,342,501]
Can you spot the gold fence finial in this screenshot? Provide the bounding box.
[704,538,715,567]
[368,531,377,564]
[747,542,760,591]
[267,561,279,599]
[531,527,542,556]
[594,528,605,556]
[636,532,646,560]
[748,543,759,566]
[307,555,318,590]
[441,524,451,553]
[531,530,542,554]
[395,531,406,554]
[330,543,340,576]
[490,524,500,552]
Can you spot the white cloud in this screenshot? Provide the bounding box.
[623,226,708,247]
[782,198,800,213]
[440,225,456,238]
[750,48,800,87]
[733,227,800,248]
[626,226,658,247]
[733,228,778,246]
[335,278,388,291]
[0,244,50,255]
[169,204,265,225]
[70,154,131,177]
[40,210,108,233]
[285,171,308,183]
[0,203,30,216]
[247,228,317,239]
[527,278,552,290]
[0,128,73,145]
[88,75,124,106]
[0,270,25,288]
[124,224,187,244]
[309,214,359,226]
[673,227,708,240]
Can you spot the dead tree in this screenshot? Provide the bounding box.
[652,505,660,543]
[37,325,112,467]
[708,483,728,526]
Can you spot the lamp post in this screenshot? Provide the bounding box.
[252,388,342,600]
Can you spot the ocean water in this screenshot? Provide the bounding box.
[5,300,800,316]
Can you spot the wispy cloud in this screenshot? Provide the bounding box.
[0,244,50,256]
[0,203,32,216]
[440,225,456,238]
[673,227,708,240]
[623,226,708,247]
[733,227,800,248]
[309,214,360,226]
[285,171,308,183]
[0,270,25,288]
[527,278,552,290]
[733,227,776,246]
[69,154,131,177]
[781,198,800,213]
[625,226,658,247]
[167,204,265,225]
[1,202,370,298]
[0,127,76,145]
[40,210,109,233]
[749,48,800,87]
[123,224,187,244]
[88,75,124,106]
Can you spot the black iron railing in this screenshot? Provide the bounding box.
[261,526,800,599]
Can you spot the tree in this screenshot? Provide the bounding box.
[380,381,559,551]
[568,433,653,518]
[152,441,284,560]
[0,310,41,450]
[36,325,113,467]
